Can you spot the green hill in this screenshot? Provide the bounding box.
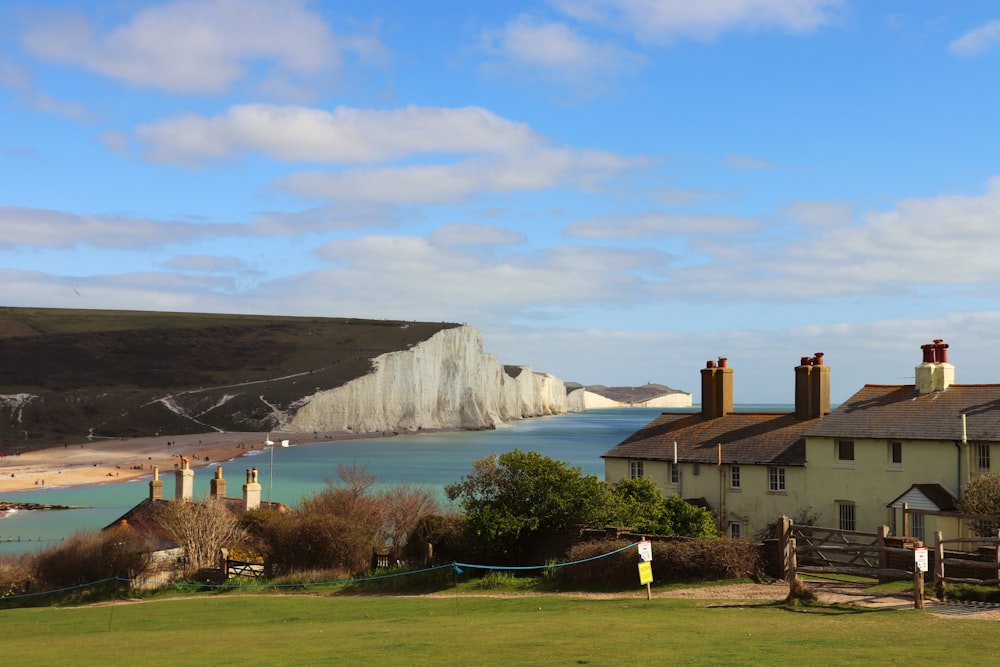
[0,307,458,449]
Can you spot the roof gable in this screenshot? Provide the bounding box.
[887,483,958,511]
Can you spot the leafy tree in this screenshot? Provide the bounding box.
[960,472,1000,536]
[608,477,717,537]
[445,449,609,563]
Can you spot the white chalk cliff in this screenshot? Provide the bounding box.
[285,325,577,433]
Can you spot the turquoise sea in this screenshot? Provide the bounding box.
[0,408,668,555]
[0,405,793,555]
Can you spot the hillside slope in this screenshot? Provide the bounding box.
[0,307,548,447]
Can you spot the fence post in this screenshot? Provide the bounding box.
[995,529,1000,584]
[877,524,889,572]
[778,515,791,578]
[934,531,944,587]
[913,540,924,610]
[787,537,798,598]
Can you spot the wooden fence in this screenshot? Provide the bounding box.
[777,516,926,609]
[933,530,1000,586]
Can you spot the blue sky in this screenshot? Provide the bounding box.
[2,0,1000,404]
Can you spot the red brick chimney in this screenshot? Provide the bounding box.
[701,357,733,419]
[795,353,830,420]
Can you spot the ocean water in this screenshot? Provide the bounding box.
[0,407,668,555]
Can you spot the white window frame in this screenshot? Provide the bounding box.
[837,501,856,532]
[768,466,785,492]
[629,460,643,480]
[836,440,855,465]
[730,464,741,490]
[669,462,679,485]
[977,443,991,473]
[888,441,902,468]
[728,521,742,539]
[911,512,925,542]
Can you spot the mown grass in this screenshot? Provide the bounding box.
[0,588,995,666]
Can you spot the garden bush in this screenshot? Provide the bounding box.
[557,537,764,588]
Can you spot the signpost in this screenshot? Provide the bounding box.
[637,540,653,600]
[913,544,927,610]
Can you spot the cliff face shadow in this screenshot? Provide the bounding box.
[0,308,459,447]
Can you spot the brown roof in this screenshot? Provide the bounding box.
[806,384,1000,441]
[885,483,959,511]
[602,411,817,466]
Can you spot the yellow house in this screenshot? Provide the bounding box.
[803,340,986,541]
[606,339,993,542]
[603,354,831,539]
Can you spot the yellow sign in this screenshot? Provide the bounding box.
[638,561,653,585]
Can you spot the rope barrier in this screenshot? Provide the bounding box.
[1,542,641,601]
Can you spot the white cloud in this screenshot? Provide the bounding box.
[276,148,647,203]
[307,235,651,316]
[21,0,380,94]
[485,15,641,74]
[779,200,854,227]
[0,205,241,249]
[430,223,527,247]
[566,211,765,238]
[135,104,543,164]
[663,176,1000,299]
[528,244,671,271]
[161,255,252,273]
[0,52,89,119]
[551,0,843,42]
[949,20,1000,56]
[247,204,398,235]
[725,153,776,170]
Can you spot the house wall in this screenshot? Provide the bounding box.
[805,436,965,534]
[605,457,808,538]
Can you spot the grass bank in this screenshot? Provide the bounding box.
[0,593,993,666]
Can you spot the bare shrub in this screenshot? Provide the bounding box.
[654,538,762,582]
[558,537,764,588]
[558,539,636,588]
[375,484,440,561]
[253,466,444,575]
[33,526,153,590]
[154,498,246,574]
[0,552,35,598]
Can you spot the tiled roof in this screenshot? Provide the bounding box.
[602,411,816,466]
[805,384,1000,441]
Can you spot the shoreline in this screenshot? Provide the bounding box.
[0,430,386,495]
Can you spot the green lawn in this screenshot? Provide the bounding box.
[0,593,994,666]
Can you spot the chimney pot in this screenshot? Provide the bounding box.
[706,360,716,369]
[718,357,728,368]
[813,352,824,366]
[921,343,936,364]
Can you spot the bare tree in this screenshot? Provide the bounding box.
[375,484,440,560]
[154,499,246,573]
[334,463,376,497]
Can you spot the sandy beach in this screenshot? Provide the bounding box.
[0,430,368,494]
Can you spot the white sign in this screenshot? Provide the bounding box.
[914,546,929,573]
[638,540,653,562]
